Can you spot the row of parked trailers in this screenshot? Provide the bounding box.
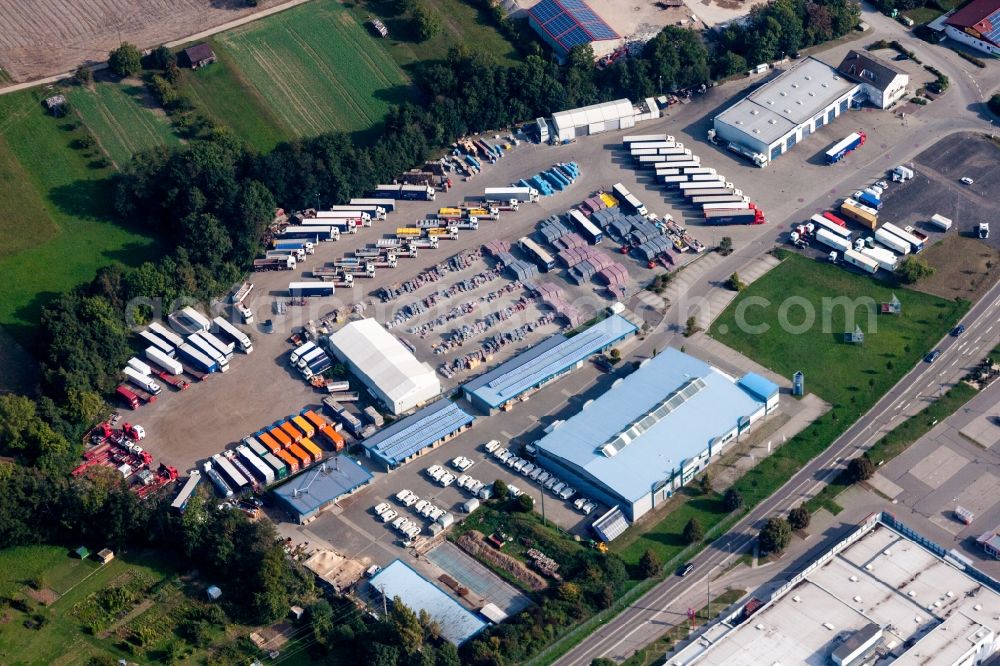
[198,410,348,500]
[623,135,764,225]
[805,208,927,275]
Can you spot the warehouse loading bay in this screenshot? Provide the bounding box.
[137,81,965,473]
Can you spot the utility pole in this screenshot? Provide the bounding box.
[707,569,711,620]
[381,585,387,616]
[540,489,546,526]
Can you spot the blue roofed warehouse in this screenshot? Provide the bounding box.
[361,399,475,470]
[528,0,622,61]
[534,348,779,522]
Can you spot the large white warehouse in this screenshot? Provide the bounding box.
[713,56,858,165]
[327,318,440,415]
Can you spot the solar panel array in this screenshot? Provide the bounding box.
[365,401,474,465]
[529,0,619,53]
[980,9,1000,44]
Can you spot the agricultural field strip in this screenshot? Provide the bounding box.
[69,85,177,166]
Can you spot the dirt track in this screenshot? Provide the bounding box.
[0,0,291,84]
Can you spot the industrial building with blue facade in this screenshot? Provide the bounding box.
[369,560,487,645]
[462,313,638,413]
[534,348,779,522]
[527,0,622,61]
[272,454,373,524]
[361,398,475,470]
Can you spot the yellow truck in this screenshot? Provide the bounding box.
[396,227,422,238]
[839,199,877,230]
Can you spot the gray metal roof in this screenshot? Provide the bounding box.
[715,57,857,145]
[362,399,474,466]
[369,560,486,645]
[272,454,372,518]
[536,348,766,504]
[463,314,637,408]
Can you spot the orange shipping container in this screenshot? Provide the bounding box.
[319,425,345,452]
[303,410,327,431]
[280,422,303,443]
[288,443,310,467]
[258,432,282,455]
[292,415,315,438]
[300,438,322,463]
[275,448,299,472]
[270,427,292,448]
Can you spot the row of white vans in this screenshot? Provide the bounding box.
[484,440,594,512]
[426,464,487,496]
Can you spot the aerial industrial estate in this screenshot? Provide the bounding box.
[0,0,999,663]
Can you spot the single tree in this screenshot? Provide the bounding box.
[896,255,934,284]
[726,272,746,292]
[684,316,700,337]
[759,516,791,554]
[108,42,142,77]
[683,517,704,544]
[515,494,534,512]
[73,65,93,85]
[718,236,733,255]
[848,455,875,482]
[492,479,508,501]
[698,472,711,495]
[638,549,662,578]
[608,348,622,362]
[413,2,442,41]
[789,504,811,530]
[149,45,175,70]
[723,487,744,512]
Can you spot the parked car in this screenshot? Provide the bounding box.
[559,486,576,500]
[457,475,471,488]
[468,480,484,494]
[581,501,595,515]
[521,463,536,476]
[381,509,398,523]
[574,498,587,511]
[374,502,390,515]
[414,499,429,513]
[551,482,566,495]
[506,455,520,468]
[593,356,614,373]
[497,450,512,463]
[493,447,508,460]
[425,465,443,479]
[961,176,974,185]
[392,516,407,530]
[420,503,435,518]
[508,484,522,498]
[451,456,474,471]
[429,508,445,521]
[439,473,455,487]
[513,459,527,472]
[395,489,413,503]
[365,564,382,578]
[536,471,551,484]
[544,476,559,490]
[529,467,544,481]
[485,439,501,453]
[402,493,419,507]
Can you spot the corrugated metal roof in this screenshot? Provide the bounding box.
[272,454,372,518]
[369,560,487,645]
[362,399,474,466]
[552,99,633,133]
[463,314,637,408]
[536,348,767,504]
[328,318,440,412]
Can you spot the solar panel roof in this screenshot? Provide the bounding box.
[362,399,474,466]
[529,0,620,54]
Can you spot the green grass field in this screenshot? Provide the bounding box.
[67,82,181,167]
[711,253,965,409]
[347,0,522,69]
[182,0,413,150]
[0,89,158,345]
[0,545,276,665]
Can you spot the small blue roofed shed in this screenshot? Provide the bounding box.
[737,372,780,411]
[361,399,475,469]
[272,454,373,523]
[462,314,637,412]
[369,560,486,645]
[528,0,622,61]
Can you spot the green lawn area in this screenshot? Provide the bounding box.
[0,89,159,345]
[904,6,943,24]
[346,0,522,70]
[0,545,280,665]
[67,82,181,168]
[181,0,414,150]
[710,252,966,411]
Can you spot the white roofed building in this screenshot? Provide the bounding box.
[327,319,440,415]
[551,99,638,143]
